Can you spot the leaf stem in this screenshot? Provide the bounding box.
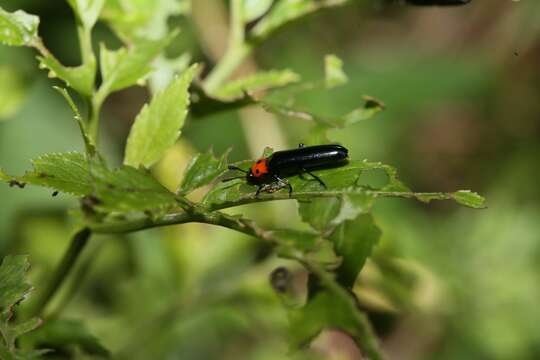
[28,228,91,318]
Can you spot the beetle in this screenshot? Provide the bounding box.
[225,144,349,197]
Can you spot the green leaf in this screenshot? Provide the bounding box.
[251,0,348,41]
[298,197,342,232]
[451,190,486,209]
[0,255,32,312]
[54,87,96,156]
[24,319,109,357]
[0,152,177,212]
[16,152,93,196]
[216,70,300,99]
[38,55,96,96]
[272,230,341,268]
[178,148,231,194]
[100,34,174,94]
[101,0,187,42]
[324,54,347,88]
[341,96,385,126]
[92,165,177,212]
[0,7,40,47]
[329,214,381,288]
[215,69,300,99]
[0,65,28,119]
[244,0,274,22]
[263,96,384,128]
[124,64,198,168]
[0,256,43,358]
[66,0,105,29]
[299,193,374,232]
[288,290,380,357]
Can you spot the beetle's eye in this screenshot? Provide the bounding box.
[257,160,262,164]
[255,169,260,175]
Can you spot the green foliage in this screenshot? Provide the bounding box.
[0,7,39,47]
[215,69,300,98]
[179,148,231,194]
[325,54,348,88]
[91,164,177,212]
[272,230,341,268]
[330,214,381,288]
[251,0,349,41]
[66,0,105,30]
[24,319,109,357]
[0,1,487,359]
[124,64,198,168]
[244,0,275,22]
[0,256,45,359]
[101,0,188,41]
[288,290,380,359]
[264,96,385,128]
[14,152,93,196]
[38,55,96,96]
[99,34,174,94]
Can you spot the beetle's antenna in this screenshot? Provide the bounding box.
[222,175,245,182]
[228,165,248,173]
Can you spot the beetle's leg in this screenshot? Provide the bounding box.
[273,175,293,197]
[255,185,264,198]
[222,175,244,182]
[303,169,326,189]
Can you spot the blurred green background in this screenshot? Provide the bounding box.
[1,1,540,359]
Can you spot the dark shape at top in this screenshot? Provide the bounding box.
[405,0,471,5]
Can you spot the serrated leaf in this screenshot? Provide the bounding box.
[178,148,230,194]
[251,0,348,40]
[24,319,109,357]
[272,230,341,268]
[451,190,486,209]
[38,55,96,96]
[288,290,380,357]
[330,214,381,288]
[0,255,32,312]
[0,7,39,47]
[100,34,174,94]
[124,64,198,168]
[66,0,105,29]
[215,69,300,99]
[244,0,274,22]
[0,255,42,358]
[18,152,93,196]
[92,165,177,212]
[324,54,347,88]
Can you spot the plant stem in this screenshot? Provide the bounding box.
[203,0,252,93]
[77,25,94,66]
[28,228,91,318]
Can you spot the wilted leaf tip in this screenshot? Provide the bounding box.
[452,190,486,209]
